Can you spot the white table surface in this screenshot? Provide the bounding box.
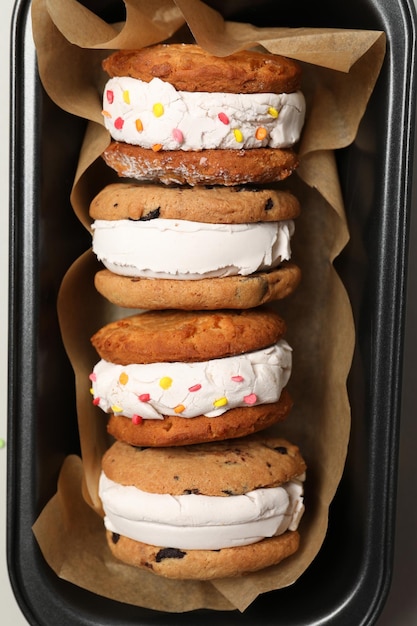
[1,1,417,624]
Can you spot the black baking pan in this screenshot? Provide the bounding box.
[7,0,417,624]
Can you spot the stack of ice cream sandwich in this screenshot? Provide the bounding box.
[88,43,307,580]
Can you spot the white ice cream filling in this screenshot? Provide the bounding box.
[91,218,294,279]
[99,472,305,550]
[90,340,292,420]
[102,76,306,150]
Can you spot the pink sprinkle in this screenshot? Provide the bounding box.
[139,393,150,402]
[89,372,96,382]
[132,414,143,425]
[172,128,184,143]
[189,384,202,392]
[93,397,100,406]
[218,112,230,125]
[231,375,244,383]
[114,117,124,130]
[244,393,257,405]
[106,90,114,104]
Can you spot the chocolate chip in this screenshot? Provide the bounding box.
[111,533,120,544]
[264,198,274,211]
[275,446,288,455]
[140,207,160,221]
[156,547,186,562]
[222,489,234,495]
[183,488,200,495]
[113,202,119,207]
[173,475,180,480]
[266,462,272,468]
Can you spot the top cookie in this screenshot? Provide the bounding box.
[89,182,300,223]
[102,44,302,94]
[101,435,307,496]
[90,307,286,365]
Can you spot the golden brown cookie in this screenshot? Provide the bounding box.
[102,44,302,94]
[102,435,306,495]
[90,307,286,365]
[105,530,300,580]
[89,182,301,223]
[102,141,299,186]
[106,388,292,447]
[93,263,301,310]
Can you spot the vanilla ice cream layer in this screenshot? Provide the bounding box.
[91,218,294,279]
[90,341,292,419]
[99,472,305,550]
[102,77,306,150]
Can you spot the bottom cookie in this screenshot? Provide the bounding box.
[107,389,293,446]
[94,263,301,310]
[106,529,300,580]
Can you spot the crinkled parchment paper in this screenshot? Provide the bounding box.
[30,0,386,613]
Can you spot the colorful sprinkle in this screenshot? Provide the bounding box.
[119,372,129,385]
[218,112,230,125]
[174,404,186,414]
[106,90,114,104]
[189,384,202,392]
[255,127,268,140]
[160,376,173,390]
[93,397,100,406]
[139,393,151,402]
[233,129,244,143]
[111,404,123,413]
[172,128,184,144]
[0,439,5,449]
[153,102,164,117]
[135,118,143,132]
[101,110,111,118]
[89,373,96,382]
[122,90,130,104]
[89,387,94,395]
[152,143,163,152]
[132,414,143,425]
[231,375,244,383]
[114,117,124,130]
[268,106,279,118]
[244,393,257,405]
[213,397,228,408]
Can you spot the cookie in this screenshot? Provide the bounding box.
[106,387,293,447]
[102,142,299,186]
[103,44,302,94]
[105,531,300,580]
[89,182,301,223]
[99,435,306,579]
[89,308,293,446]
[93,263,301,310]
[90,307,287,364]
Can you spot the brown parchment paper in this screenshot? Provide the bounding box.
[30,0,386,613]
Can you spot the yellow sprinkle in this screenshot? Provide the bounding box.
[119,372,129,385]
[152,143,163,152]
[111,404,123,413]
[123,90,130,104]
[89,387,94,395]
[233,128,244,143]
[135,118,143,132]
[255,126,268,140]
[159,376,173,390]
[102,110,111,118]
[174,404,185,414]
[268,106,279,118]
[213,397,228,408]
[153,102,164,117]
